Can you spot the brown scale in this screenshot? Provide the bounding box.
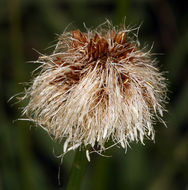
[52,56,65,67]
[141,86,154,107]
[71,30,130,62]
[50,30,135,90]
[113,31,126,44]
[50,68,81,87]
[89,87,109,119]
[119,73,129,85]
[72,30,88,48]
[87,37,109,61]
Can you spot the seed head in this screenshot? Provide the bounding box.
[22,21,167,156]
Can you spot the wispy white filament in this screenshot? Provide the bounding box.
[22,21,167,156]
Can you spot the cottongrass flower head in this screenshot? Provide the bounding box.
[22,21,167,159]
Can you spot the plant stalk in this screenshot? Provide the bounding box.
[66,150,88,190]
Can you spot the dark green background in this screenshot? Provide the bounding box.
[0,0,187,189]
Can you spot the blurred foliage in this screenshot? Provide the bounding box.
[0,0,188,189]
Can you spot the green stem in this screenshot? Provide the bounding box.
[66,150,88,190]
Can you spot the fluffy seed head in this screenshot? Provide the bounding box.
[22,22,167,155]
